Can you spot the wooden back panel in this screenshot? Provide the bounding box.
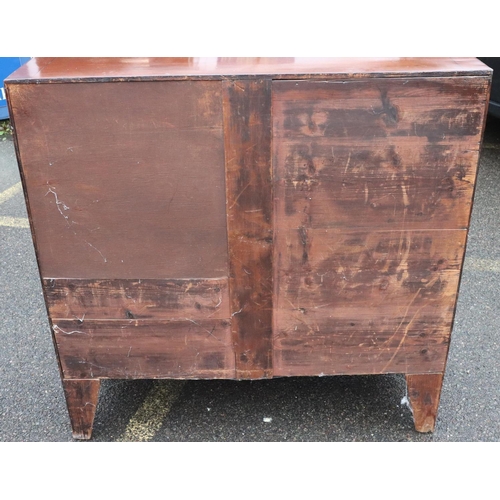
[6,59,491,381]
[9,79,236,379]
[272,77,490,376]
[9,80,228,279]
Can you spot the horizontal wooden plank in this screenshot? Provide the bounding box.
[273,78,488,231]
[274,343,448,377]
[273,229,466,376]
[44,278,230,321]
[276,229,465,314]
[273,134,484,152]
[53,319,235,379]
[273,78,489,142]
[6,58,491,84]
[277,173,476,230]
[273,77,490,104]
[275,319,451,348]
[275,142,480,182]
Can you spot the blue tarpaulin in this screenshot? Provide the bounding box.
[1,57,31,120]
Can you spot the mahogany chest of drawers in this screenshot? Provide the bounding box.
[6,58,491,439]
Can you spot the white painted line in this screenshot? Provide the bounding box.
[116,380,186,442]
[0,182,22,205]
[464,258,500,273]
[0,216,29,228]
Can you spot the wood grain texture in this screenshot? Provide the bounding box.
[276,144,480,231]
[6,59,491,436]
[223,79,273,379]
[44,278,230,321]
[5,57,491,84]
[406,373,444,432]
[273,78,489,231]
[62,378,100,440]
[274,229,465,376]
[54,319,234,379]
[9,80,228,279]
[272,75,489,378]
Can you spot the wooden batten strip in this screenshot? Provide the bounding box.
[223,79,274,379]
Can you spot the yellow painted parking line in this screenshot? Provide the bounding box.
[0,216,29,228]
[464,258,500,273]
[0,182,22,205]
[116,380,186,442]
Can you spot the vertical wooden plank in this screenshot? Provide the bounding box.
[406,373,444,432]
[223,79,273,379]
[62,379,101,440]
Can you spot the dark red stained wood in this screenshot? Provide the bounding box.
[272,75,489,380]
[274,229,465,376]
[8,80,228,279]
[5,57,491,84]
[6,58,492,437]
[276,145,480,231]
[44,278,230,321]
[273,77,490,117]
[276,345,448,377]
[62,378,100,440]
[406,373,444,432]
[223,79,273,379]
[54,319,234,379]
[273,78,490,231]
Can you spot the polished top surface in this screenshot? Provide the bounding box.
[6,57,491,82]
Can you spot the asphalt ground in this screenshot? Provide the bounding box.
[1,116,499,443]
